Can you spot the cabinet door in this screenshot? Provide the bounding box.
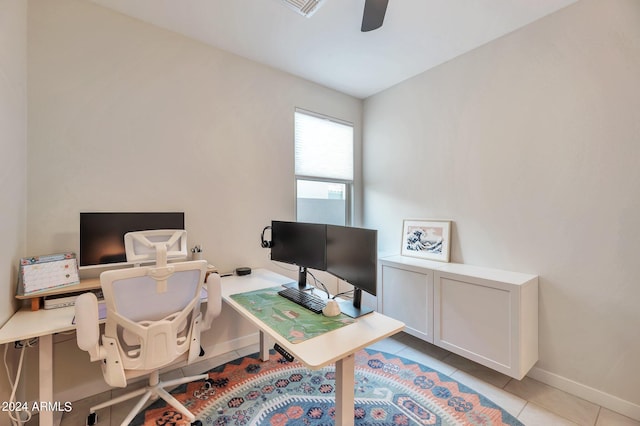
[381,265,433,343]
[434,272,519,377]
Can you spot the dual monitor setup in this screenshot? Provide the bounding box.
[79,212,377,318]
[266,220,377,318]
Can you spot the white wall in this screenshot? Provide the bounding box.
[27,0,362,273]
[0,0,27,410]
[364,0,640,417]
[26,0,362,401]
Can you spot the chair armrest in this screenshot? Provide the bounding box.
[202,273,222,331]
[75,292,103,361]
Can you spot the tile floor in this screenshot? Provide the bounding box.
[43,332,638,425]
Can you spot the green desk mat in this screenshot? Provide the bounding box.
[230,286,354,344]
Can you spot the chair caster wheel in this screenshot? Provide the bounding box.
[87,412,97,425]
[191,421,203,426]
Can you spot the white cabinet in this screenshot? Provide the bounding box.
[434,264,538,380]
[380,260,434,342]
[379,255,538,380]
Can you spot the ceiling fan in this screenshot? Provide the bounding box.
[281,0,390,32]
[361,0,389,32]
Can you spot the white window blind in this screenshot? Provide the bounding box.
[294,110,353,181]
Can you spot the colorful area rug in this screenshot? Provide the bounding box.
[135,349,523,425]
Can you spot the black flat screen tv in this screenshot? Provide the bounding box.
[79,212,185,267]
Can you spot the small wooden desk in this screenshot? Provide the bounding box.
[221,269,405,426]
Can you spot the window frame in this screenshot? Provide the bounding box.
[294,108,354,226]
[295,175,353,226]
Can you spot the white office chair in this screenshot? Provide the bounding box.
[75,230,221,426]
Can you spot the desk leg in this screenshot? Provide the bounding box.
[39,334,54,426]
[334,353,355,426]
[259,331,270,361]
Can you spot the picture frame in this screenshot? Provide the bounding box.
[401,219,451,262]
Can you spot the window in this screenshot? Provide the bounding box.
[295,109,353,226]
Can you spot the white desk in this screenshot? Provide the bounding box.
[0,305,79,426]
[221,269,405,426]
[0,269,404,426]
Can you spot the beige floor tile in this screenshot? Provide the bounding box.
[158,367,186,382]
[518,402,581,425]
[367,334,408,354]
[108,397,146,426]
[396,332,452,360]
[443,352,512,388]
[451,370,527,418]
[59,390,112,425]
[505,377,600,426]
[395,345,458,376]
[596,408,640,426]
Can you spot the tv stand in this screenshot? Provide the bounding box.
[282,266,314,291]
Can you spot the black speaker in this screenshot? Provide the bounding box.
[235,267,251,276]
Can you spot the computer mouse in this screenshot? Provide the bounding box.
[322,299,341,317]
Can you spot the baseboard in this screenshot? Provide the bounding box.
[55,376,111,406]
[200,334,259,359]
[527,366,640,421]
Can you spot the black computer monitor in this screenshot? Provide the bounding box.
[79,212,185,267]
[270,221,327,289]
[326,225,378,318]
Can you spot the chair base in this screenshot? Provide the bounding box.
[87,370,208,426]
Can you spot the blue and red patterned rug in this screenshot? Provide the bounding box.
[135,349,523,425]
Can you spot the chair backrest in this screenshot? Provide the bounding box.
[124,229,188,266]
[100,260,207,371]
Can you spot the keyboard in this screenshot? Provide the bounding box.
[277,287,326,314]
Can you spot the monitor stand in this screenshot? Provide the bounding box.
[282,266,314,291]
[338,288,374,318]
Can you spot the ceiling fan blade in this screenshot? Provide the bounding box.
[361,0,389,32]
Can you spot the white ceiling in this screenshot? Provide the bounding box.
[89,0,577,99]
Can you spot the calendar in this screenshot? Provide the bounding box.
[18,252,80,295]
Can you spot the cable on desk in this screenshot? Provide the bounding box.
[306,270,330,298]
[3,339,36,425]
[334,289,355,300]
[269,261,331,297]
